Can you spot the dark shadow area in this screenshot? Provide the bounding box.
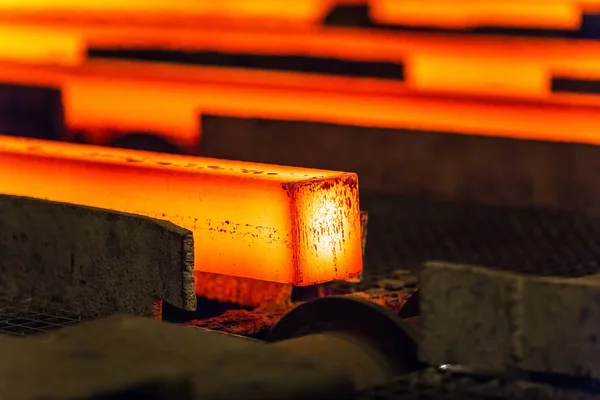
[88,48,405,80]
[91,381,192,400]
[325,4,600,40]
[551,77,600,95]
[0,83,65,141]
[290,285,324,303]
[527,371,600,393]
[68,130,90,144]
[398,289,419,319]
[161,296,249,324]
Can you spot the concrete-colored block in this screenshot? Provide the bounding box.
[419,261,600,379]
[419,262,520,371]
[520,274,600,377]
[0,195,196,317]
[0,315,352,400]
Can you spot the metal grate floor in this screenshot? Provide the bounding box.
[360,194,600,288]
[0,305,84,337]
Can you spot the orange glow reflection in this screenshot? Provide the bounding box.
[0,136,363,285]
[1,60,600,148]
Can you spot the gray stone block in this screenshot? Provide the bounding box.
[0,315,352,400]
[419,261,600,379]
[418,263,520,371]
[520,274,600,377]
[0,195,196,317]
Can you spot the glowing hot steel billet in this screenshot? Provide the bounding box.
[0,136,363,285]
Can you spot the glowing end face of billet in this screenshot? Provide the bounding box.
[287,175,363,285]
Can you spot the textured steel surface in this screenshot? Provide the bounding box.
[0,305,84,337]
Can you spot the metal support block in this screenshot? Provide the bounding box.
[419,261,600,379]
[0,195,196,317]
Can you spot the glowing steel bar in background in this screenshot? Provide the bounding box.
[1,0,600,29]
[0,136,363,286]
[0,0,360,28]
[4,22,600,101]
[1,60,600,149]
[0,25,85,65]
[67,23,600,99]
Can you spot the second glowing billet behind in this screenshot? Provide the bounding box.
[0,135,363,286]
[4,20,600,104]
[2,60,600,153]
[1,0,600,30]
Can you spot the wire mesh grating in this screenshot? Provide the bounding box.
[0,305,85,337]
[361,194,600,281]
[327,194,600,295]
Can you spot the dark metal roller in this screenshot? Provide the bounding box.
[266,296,424,391]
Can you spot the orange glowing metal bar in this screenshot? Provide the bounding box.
[2,0,600,29]
[0,136,363,286]
[0,0,365,27]
[370,0,599,29]
[2,60,600,148]
[5,21,600,101]
[0,25,85,65]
